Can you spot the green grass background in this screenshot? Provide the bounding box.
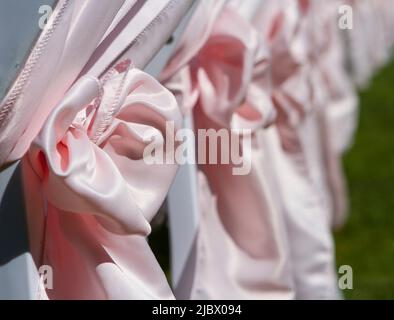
[150,60,394,299]
[335,59,394,299]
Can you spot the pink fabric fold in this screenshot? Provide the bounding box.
[0,0,187,169]
[22,64,181,299]
[253,0,341,299]
[162,1,294,300]
[306,0,358,229]
[347,0,392,88]
[0,0,126,168]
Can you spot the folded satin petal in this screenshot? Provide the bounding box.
[23,65,181,299]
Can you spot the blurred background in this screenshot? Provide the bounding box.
[150,57,394,299]
[335,58,394,299]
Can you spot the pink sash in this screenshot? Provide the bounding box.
[253,0,341,299]
[162,0,294,299]
[23,62,181,299]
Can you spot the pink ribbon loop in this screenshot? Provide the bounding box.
[163,6,277,132]
[24,64,181,299]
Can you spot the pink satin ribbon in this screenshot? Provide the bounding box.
[253,0,344,299]
[162,1,294,299]
[22,63,181,299]
[0,0,184,169]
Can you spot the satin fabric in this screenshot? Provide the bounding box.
[0,0,191,169]
[2,0,391,301]
[253,0,341,299]
[162,0,295,299]
[22,62,181,299]
[306,0,358,229]
[1,0,193,299]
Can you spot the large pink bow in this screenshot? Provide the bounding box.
[162,6,275,132]
[22,62,181,299]
[163,6,281,257]
[162,5,294,300]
